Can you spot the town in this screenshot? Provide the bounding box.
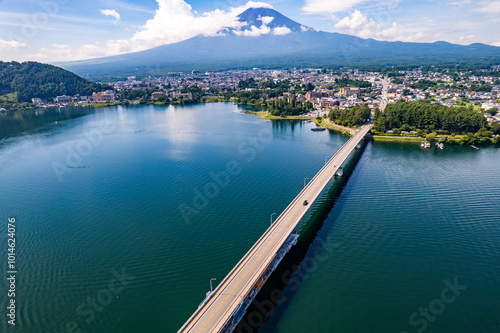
[25,67,500,124]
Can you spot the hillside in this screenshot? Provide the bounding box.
[59,7,500,80]
[0,61,108,104]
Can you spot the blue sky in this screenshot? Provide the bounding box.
[1,0,499,62]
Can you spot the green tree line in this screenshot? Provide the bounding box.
[0,61,109,103]
[374,101,487,134]
[328,104,371,127]
[267,98,313,116]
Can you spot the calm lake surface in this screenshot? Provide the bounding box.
[0,103,499,333]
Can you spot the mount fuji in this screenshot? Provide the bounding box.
[60,7,500,80]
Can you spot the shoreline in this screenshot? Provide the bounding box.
[31,101,497,146]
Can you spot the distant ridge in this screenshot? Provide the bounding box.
[0,61,108,103]
[58,7,500,80]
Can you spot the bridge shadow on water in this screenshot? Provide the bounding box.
[235,139,370,333]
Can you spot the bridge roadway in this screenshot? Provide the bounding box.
[179,124,373,333]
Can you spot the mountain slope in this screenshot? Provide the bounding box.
[235,7,308,32]
[0,61,108,102]
[59,7,500,80]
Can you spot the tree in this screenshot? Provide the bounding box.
[426,132,437,142]
[329,104,371,127]
[489,122,500,135]
[375,101,487,135]
[476,128,493,138]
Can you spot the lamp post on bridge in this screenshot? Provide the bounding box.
[304,178,309,188]
[210,278,216,294]
[270,213,276,225]
[325,156,330,165]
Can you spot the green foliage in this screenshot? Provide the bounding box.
[261,79,291,91]
[181,85,204,103]
[335,78,371,88]
[426,132,437,142]
[238,78,258,89]
[304,83,315,91]
[119,89,156,101]
[328,104,371,127]
[489,122,500,135]
[470,84,492,92]
[374,101,487,134]
[0,61,109,103]
[267,98,312,116]
[410,80,437,90]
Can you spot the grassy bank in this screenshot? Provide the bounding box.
[258,112,313,120]
[373,136,423,143]
[316,118,355,136]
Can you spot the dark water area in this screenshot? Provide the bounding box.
[0,103,498,333]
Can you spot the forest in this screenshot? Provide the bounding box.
[373,101,487,134]
[0,61,109,103]
[328,104,372,128]
[267,98,314,116]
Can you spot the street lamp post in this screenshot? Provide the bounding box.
[304,178,309,188]
[325,156,330,165]
[210,278,216,294]
[270,213,276,225]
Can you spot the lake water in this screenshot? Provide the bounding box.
[0,103,499,333]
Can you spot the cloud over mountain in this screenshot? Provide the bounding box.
[30,0,274,62]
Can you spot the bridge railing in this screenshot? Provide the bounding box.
[178,124,372,333]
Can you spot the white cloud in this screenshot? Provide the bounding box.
[447,0,472,6]
[459,34,476,42]
[52,44,70,49]
[333,10,438,42]
[234,24,272,36]
[29,0,274,61]
[100,9,121,21]
[449,0,500,13]
[233,12,292,37]
[273,26,292,35]
[259,16,275,25]
[474,0,500,13]
[492,41,500,47]
[0,39,28,50]
[302,0,370,13]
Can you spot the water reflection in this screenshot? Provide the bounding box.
[0,106,92,139]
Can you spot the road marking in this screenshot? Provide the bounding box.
[186,126,371,332]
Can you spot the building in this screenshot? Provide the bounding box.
[32,98,42,106]
[151,92,166,99]
[93,90,116,102]
[101,90,116,101]
[339,87,361,96]
[55,95,71,103]
[170,92,192,99]
[482,102,500,111]
[305,92,322,101]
